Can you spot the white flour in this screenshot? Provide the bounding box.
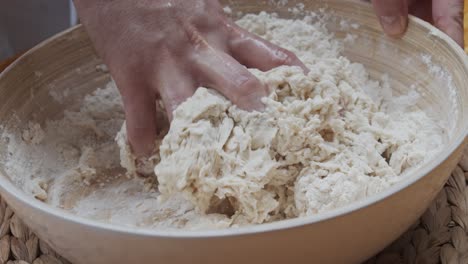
[1,12,444,229]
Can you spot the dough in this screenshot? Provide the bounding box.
[120,13,444,225]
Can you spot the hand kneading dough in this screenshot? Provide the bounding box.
[117,12,443,226]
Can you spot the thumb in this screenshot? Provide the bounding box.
[372,0,409,37]
[113,74,158,157]
[433,0,464,47]
[121,89,158,157]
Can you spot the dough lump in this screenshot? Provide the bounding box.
[119,12,444,226]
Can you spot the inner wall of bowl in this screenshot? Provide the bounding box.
[334,20,462,135]
[0,27,111,184]
[0,29,109,131]
[223,0,466,138]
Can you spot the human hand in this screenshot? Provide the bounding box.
[73,0,307,156]
[372,0,463,46]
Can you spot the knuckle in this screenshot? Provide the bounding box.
[434,12,462,29]
[183,25,208,50]
[434,16,453,31]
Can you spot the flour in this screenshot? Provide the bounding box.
[0,12,444,229]
[21,122,45,145]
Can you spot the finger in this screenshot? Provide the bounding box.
[227,24,308,72]
[433,0,464,46]
[191,47,268,111]
[372,0,409,37]
[156,58,196,120]
[119,82,158,157]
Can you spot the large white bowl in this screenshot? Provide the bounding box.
[0,1,467,263]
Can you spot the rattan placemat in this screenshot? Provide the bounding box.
[367,150,468,264]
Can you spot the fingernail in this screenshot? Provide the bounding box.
[243,90,267,111]
[380,15,406,37]
[252,100,266,111]
[246,95,266,111]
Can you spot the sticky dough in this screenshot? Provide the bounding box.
[116,13,443,226]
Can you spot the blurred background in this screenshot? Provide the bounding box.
[0,0,77,61]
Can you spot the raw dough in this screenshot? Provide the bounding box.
[121,12,444,225]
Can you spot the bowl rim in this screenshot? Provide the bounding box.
[0,2,467,239]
